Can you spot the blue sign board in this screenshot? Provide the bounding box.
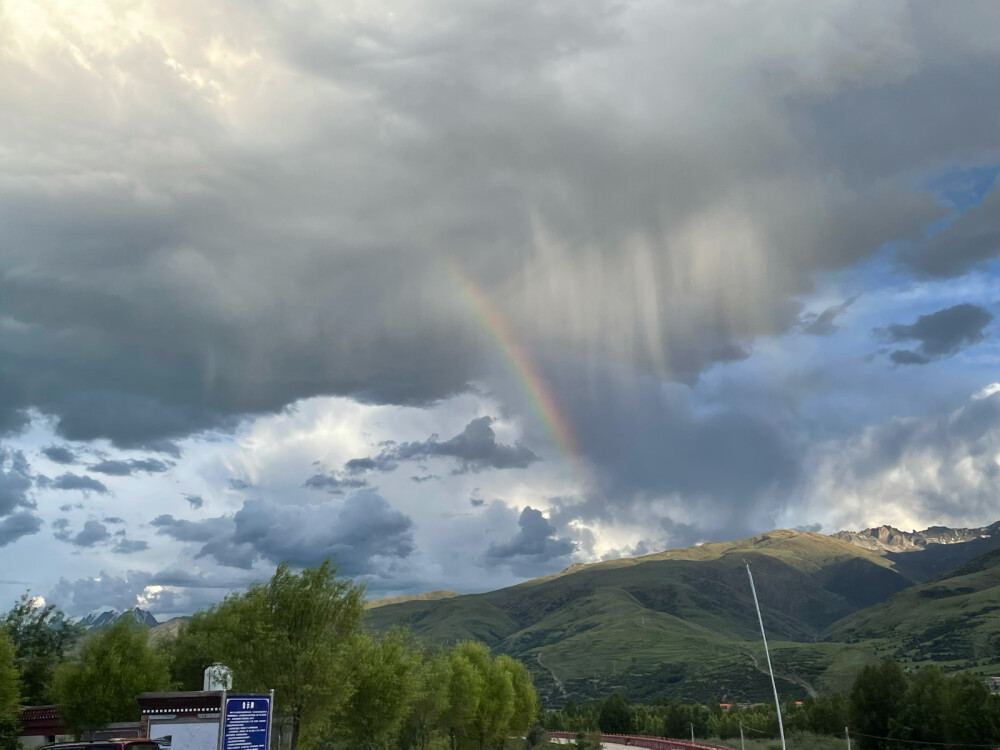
[222,694,272,750]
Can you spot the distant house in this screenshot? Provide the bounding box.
[17,705,71,747]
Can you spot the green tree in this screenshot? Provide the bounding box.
[1,593,82,705]
[441,644,484,750]
[501,655,538,736]
[460,642,514,750]
[849,658,907,750]
[401,650,450,750]
[598,693,632,735]
[189,561,365,750]
[0,629,21,750]
[944,672,999,747]
[342,629,421,750]
[897,667,948,745]
[52,619,170,734]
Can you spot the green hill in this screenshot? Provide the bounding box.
[366,525,1000,705]
[823,546,1000,670]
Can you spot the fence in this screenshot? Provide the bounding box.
[549,730,730,750]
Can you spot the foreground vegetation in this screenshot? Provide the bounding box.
[0,562,539,750]
[543,658,1000,749]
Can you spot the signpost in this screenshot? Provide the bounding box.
[220,693,274,750]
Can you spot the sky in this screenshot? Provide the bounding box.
[1,0,999,619]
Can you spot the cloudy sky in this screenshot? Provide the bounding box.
[1,0,999,619]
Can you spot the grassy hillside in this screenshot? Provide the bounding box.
[367,527,1000,705]
[366,530,911,703]
[823,546,1000,673]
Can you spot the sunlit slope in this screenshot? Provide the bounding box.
[365,530,916,702]
[823,546,1000,670]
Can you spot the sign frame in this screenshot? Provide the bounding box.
[218,691,274,750]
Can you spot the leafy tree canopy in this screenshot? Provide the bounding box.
[52,619,170,734]
[1,593,82,705]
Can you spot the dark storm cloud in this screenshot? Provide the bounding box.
[37,473,109,495]
[878,304,993,365]
[42,445,78,465]
[151,514,232,543]
[228,494,415,574]
[0,447,33,516]
[2,0,991,449]
[903,184,1000,277]
[88,458,172,476]
[351,417,539,475]
[537,366,799,544]
[168,493,416,574]
[485,507,576,574]
[801,295,859,336]
[303,473,369,493]
[184,494,204,509]
[0,512,42,547]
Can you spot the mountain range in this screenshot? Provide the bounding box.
[78,606,159,630]
[365,521,1000,705]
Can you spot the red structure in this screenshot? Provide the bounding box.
[550,731,729,750]
[18,705,70,744]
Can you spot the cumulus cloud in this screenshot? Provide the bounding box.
[303,474,369,494]
[37,473,109,495]
[70,520,111,548]
[112,538,149,555]
[0,447,34,516]
[350,417,539,475]
[903,184,1000,277]
[41,445,78,465]
[0,511,42,547]
[184,494,204,509]
[485,507,576,575]
[801,295,859,336]
[151,514,232,543]
[792,389,1000,531]
[88,458,172,476]
[48,571,152,616]
[877,303,993,365]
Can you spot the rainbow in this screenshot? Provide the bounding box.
[437,254,586,477]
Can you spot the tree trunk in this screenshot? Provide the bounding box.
[450,728,456,750]
[289,715,301,750]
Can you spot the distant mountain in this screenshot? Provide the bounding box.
[366,523,1000,706]
[148,616,190,645]
[78,606,159,630]
[833,521,1000,581]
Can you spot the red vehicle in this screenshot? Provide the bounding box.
[47,740,160,750]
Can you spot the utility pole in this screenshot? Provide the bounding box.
[845,726,851,750]
[746,561,787,750]
[689,722,694,743]
[739,722,745,750]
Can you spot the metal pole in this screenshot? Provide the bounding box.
[690,722,694,743]
[845,726,851,750]
[739,722,745,750]
[746,561,787,750]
